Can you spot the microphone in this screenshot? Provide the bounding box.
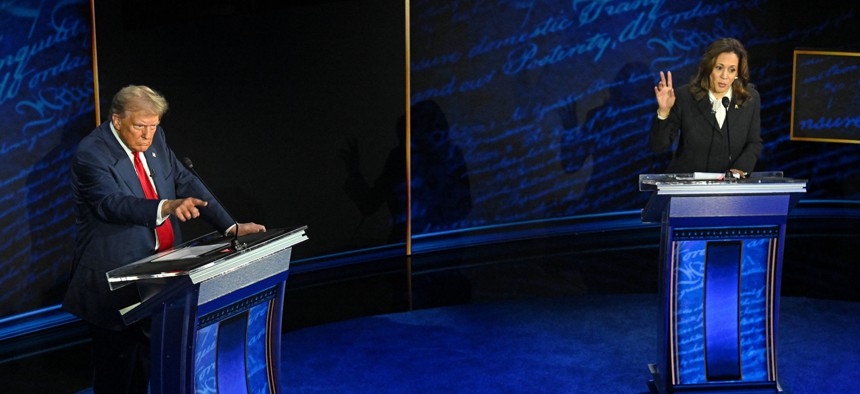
[721,96,734,178]
[181,157,246,251]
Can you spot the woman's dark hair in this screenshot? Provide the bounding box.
[689,38,752,106]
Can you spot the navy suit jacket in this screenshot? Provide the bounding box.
[63,121,234,330]
[650,84,762,174]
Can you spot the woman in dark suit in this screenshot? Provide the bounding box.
[650,38,762,178]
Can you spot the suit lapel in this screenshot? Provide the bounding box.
[696,96,721,134]
[119,157,145,198]
[98,123,146,198]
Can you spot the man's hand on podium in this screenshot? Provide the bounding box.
[232,222,267,237]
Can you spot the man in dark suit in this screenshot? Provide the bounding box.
[63,85,265,393]
[650,38,762,177]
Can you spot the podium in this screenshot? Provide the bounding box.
[107,226,308,394]
[640,173,806,393]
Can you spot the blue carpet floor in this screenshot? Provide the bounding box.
[281,294,860,393]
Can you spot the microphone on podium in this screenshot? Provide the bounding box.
[181,157,246,250]
[721,96,735,179]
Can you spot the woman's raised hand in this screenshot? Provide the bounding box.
[654,71,675,117]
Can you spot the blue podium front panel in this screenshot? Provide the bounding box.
[217,314,251,393]
[247,302,274,393]
[194,285,282,393]
[670,226,778,387]
[195,323,219,393]
[639,175,803,393]
[125,229,303,394]
[703,241,742,381]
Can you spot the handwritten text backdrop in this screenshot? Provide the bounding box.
[409,0,860,235]
[0,0,93,318]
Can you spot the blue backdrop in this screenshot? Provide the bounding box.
[1,0,859,320]
[1,0,93,318]
[408,0,860,237]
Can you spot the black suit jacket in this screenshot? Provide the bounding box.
[650,84,762,173]
[63,121,234,330]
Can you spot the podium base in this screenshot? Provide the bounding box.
[647,364,781,393]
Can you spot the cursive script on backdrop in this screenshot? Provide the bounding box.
[0,0,94,318]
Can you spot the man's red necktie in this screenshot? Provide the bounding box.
[133,152,174,251]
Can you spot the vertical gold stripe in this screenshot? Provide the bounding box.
[404,1,413,310]
[669,240,678,385]
[767,237,778,381]
[789,51,797,141]
[404,0,412,256]
[267,300,278,393]
[765,239,772,380]
[89,0,100,124]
